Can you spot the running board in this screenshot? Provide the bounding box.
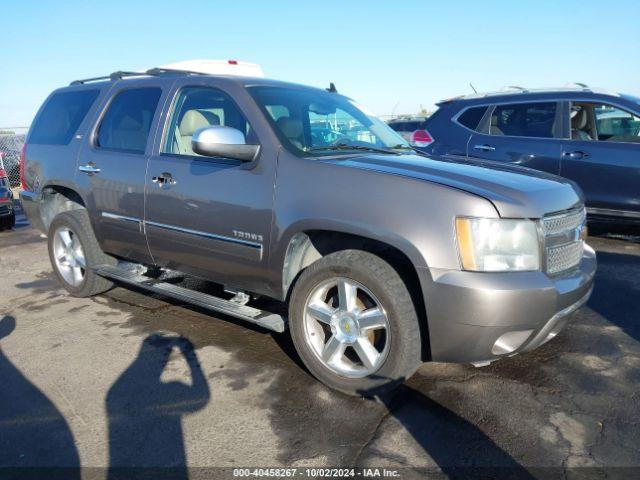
[93,265,286,333]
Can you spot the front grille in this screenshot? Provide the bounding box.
[543,207,586,275]
[546,241,584,275]
[542,208,586,236]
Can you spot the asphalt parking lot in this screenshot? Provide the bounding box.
[1,204,639,479]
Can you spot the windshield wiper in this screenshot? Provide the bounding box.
[389,144,431,157]
[389,144,415,152]
[305,143,402,155]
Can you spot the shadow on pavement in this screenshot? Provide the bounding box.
[106,333,210,480]
[372,384,535,479]
[0,315,81,480]
[588,251,640,343]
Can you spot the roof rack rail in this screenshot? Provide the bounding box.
[70,70,149,86]
[563,82,590,89]
[437,83,611,104]
[69,59,263,86]
[144,67,205,77]
[500,85,528,92]
[69,68,203,86]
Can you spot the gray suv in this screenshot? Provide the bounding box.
[20,66,596,395]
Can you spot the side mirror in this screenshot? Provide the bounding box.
[192,126,260,162]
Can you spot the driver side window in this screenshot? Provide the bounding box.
[163,87,256,156]
[570,102,640,143]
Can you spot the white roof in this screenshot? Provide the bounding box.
[159,59,264,77]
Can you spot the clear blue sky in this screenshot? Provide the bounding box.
[1,0,638,126]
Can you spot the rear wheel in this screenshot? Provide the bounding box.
[289,250,422,396]
[48,210,116,297]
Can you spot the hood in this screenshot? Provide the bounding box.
[322,153,583,218]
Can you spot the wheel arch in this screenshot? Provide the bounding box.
[280,227,431,361]
[39,184,87,232]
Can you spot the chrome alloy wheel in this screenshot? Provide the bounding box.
[303,277,391,378]
[52,227,86,287]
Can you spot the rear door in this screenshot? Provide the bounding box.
[560,100,640,218]
[144,79,277,293]
[77,81,173,263]
[467,101,563,175]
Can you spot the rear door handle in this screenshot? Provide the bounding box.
[473,144,496,152]
[152,172,177,187]
[563,151,590,159]
[78,163,100,175]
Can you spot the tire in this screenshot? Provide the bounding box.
[289,249,422,396]
[47,209,116,297]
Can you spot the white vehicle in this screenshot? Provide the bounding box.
[159,59,264,77]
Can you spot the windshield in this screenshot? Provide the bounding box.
[249,86,410,155]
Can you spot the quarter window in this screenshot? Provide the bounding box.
[490,102,558,138]
[30,89,100,145]
[97,88,162,153]
[163,87,255,156]
[457,106,488,131]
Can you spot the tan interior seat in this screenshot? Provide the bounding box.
[176,110,220,155]
[490,115,504,136]
[114,113,147,152]
[571,109,592,140]
[276,117,304,149]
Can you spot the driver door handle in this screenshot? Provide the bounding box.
[473,144,496,152]
[563,151,590,160]
[152,172,177,187]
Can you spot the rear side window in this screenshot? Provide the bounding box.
[29,90,100,145]
[97,88,162,153]
[457,106,488,131]
[490,102,557,138]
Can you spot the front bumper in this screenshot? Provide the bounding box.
[0,202,12,217]
[419,244,597,364]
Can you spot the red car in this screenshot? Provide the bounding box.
[0,164,15,230]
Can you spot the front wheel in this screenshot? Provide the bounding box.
[289,250,422,396]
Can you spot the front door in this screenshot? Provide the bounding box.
[560,100,640,218]
[144,81,277,293]
[77,84,171,263]
[467,101,563,175]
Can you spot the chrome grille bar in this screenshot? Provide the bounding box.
[542,207,586,275]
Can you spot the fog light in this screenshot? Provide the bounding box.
[491,330,534,355]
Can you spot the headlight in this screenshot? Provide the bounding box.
[455,217,541,272]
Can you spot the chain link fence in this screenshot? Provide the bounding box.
[0,129,28,188]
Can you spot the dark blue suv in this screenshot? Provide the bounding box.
[424,87,640,225]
